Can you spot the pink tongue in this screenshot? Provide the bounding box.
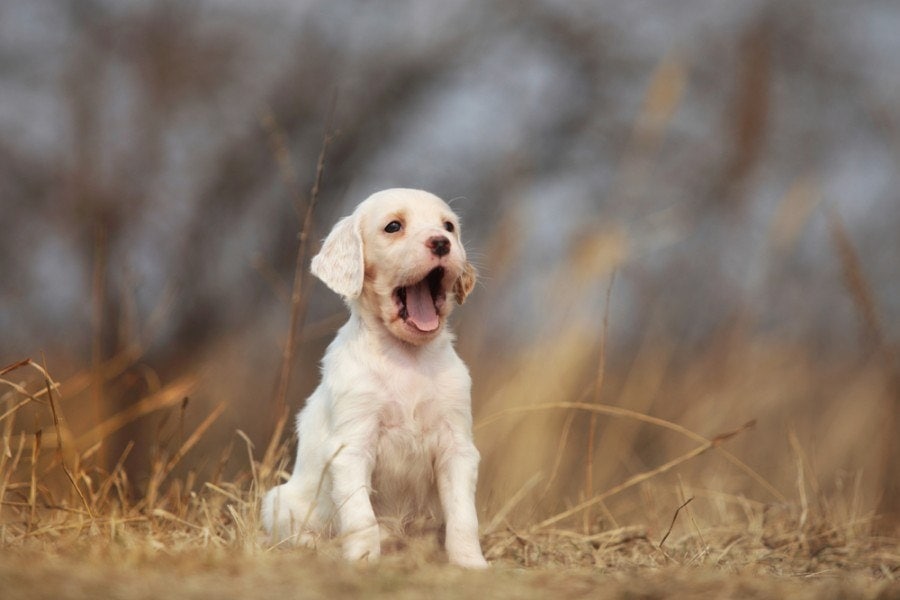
[405,280,439,331]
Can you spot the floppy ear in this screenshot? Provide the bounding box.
[310,214,364,299]
[453,262,477,305]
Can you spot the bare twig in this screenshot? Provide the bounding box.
[0,359,31,378]
[826,206,900,525]
[826,207,886,351]
[90,220,108,467]
[262,98,338,472]
[659,496,694,548]
[585,272,615,532]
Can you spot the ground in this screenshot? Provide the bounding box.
[1,549,897,600]
[2,526,898,600]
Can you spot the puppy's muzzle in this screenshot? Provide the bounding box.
[428,235,451,257]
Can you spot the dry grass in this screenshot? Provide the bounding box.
[1,347,898,599]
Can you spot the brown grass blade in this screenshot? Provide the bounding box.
[28,429,41,532]
[0,432,26,523]
[96,440,134,504]
[161,402,227,479]
[57,345,144,401]
[484,472,543,536]
[540,409,576,500]
[0,375,47,414]
[0,397,33,425]
[75,375,198,449]
[144,402,226,512]
[532,421,754,531]
[476,400,783,502]
[41,365,94,518]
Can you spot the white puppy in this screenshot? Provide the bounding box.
[261,189,487,568]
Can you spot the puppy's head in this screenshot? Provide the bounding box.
[311,189,476,346]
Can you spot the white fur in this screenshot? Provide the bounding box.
[262,189,486,568]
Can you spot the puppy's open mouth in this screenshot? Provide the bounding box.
[394,267,446,333]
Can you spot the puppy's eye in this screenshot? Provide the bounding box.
[444,221,455,233]
[384,220,402,234]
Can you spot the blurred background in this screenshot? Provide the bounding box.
[1,0,898,533]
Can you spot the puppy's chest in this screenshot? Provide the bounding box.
[368,366,451,507]
[374,366,448,434]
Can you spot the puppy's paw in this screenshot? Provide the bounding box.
[342,524,381,563]
[445,525,488,568]
[261,483,316,545]
[448,548,488,569]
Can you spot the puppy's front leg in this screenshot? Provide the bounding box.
[330,441,380,562]
[436,440,488,568]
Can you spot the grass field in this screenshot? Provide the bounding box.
[1,343,898,599]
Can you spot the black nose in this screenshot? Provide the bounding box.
[428,235,451,257]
